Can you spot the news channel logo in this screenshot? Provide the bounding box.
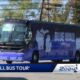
[53,64,80,73]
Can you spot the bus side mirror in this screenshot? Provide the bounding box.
[0,34,1,39]
[25,31,32,44]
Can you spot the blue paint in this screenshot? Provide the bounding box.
[0,20,78,62]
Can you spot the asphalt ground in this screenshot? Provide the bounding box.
[0,73,79,80]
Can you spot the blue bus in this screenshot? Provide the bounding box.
[0,19,80,64]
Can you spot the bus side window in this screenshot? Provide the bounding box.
[65,32,75,42]
[54,32,64,41]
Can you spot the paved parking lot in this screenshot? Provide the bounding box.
[0,73,80,80]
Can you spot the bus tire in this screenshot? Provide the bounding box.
[31,51,39,63]
[75,51,80,63]
[6,61,12,64]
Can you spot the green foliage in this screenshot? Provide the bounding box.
[58,2,71,23]
[2,0,32,19]
[2,0,71,22]
[40,0,71,23]
[72,0,80,23]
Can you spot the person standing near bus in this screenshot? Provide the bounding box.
[36,30,44,50]
[45,34,52,53]
[35,28,49,51]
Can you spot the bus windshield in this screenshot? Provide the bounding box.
[0,22,27,44]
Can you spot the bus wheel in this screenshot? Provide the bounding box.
[6,61,12,64]
[75,52,80,63]
[31,51,39,63]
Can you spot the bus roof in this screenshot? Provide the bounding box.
[27,20,80,32]
[3,19,80,32]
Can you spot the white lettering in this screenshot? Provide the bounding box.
[16,66,30,70]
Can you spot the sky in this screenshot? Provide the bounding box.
[0,0,8,5]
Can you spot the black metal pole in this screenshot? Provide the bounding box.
[40,0,45,21]
[48,0,49,22]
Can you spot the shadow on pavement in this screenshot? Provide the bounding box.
[0,77,28,80]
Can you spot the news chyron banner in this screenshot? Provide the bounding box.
[0,64,80,72]
[0,64,56,72]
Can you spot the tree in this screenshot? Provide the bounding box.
[40,0,71,23]
[72,0,80,23]
[2,0,32,19]
[50,0,71,23]
[57,1,71,23]
[2,0,71,22]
